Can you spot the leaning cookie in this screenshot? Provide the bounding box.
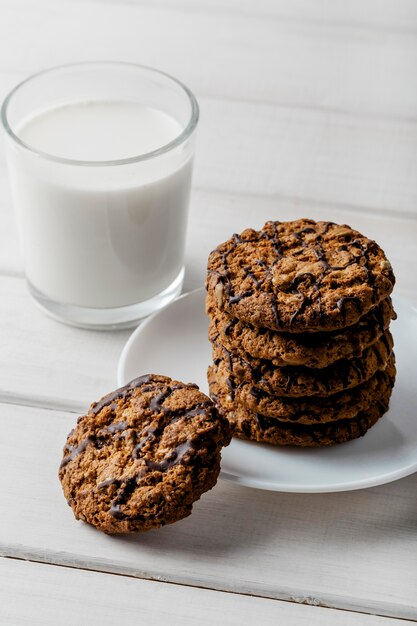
[59,374,231,534]
[206,219,395,333]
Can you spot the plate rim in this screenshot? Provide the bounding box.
[117,289,417,493]
[117,288,203,387]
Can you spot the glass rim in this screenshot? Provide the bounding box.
[0,61,199,167]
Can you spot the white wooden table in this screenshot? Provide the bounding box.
[0,1,416,623]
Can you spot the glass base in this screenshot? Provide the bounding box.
[27,267,185,330]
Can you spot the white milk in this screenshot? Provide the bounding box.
[18,102,182,161]
[10,101,192,309]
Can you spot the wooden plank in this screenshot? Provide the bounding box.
[2,559,413,626]
[1,90,417,222]
[0,201,414,413]
[2,97,417,275]
[0,275,129,413]
[0,0,417,120]
[3,179,417,292]
[0,186,415,413]
[69,0,417,34]
[0,167,20,277]
[194,100,417,216]
[0,403,416,620]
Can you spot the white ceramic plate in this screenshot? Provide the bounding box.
[118,289,417,493]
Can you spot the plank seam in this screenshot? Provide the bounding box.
[0,393,81,415]
[2,554,415,623]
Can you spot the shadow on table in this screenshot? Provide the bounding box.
[111,470,417,560]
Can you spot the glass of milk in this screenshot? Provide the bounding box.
[1,62,199,329]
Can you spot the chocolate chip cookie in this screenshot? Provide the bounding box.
[211,329,393,397]
[59,374,231,534]
[208,354,396,425]
[215,398,391,447]
[208,297,395,369]
[206,219,395,333]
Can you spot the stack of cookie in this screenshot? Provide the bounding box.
[206,219,396,447]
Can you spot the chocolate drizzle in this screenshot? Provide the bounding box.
[60,437,94,468]
[262,220,283,258]
[101,439,200,520]
[225,376,236,401]
[108,476,138,520]
[106,421,128,434]
[91,374,153,415]
[149,386,182,412]
[269,296,282,327]
[223,318,238,336]
[132,424,162,459]
[336,296,362,322]
[229,290,254,305]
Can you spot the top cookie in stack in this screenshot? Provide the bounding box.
[206,219,396,447]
